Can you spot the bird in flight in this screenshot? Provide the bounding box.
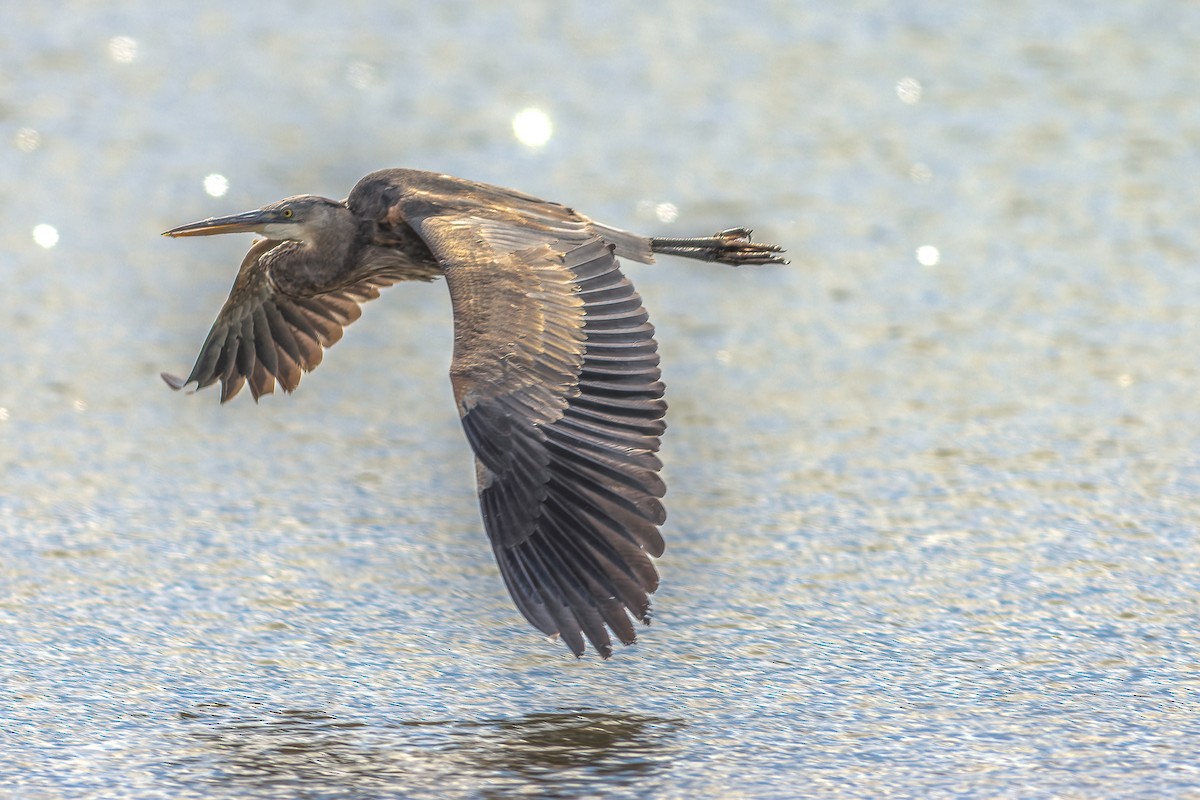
[163,168,785,658]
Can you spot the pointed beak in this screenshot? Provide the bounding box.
[162,208,275,237]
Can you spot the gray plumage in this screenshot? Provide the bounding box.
[163,168,786,658]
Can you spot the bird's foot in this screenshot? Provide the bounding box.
[650,228,788,266]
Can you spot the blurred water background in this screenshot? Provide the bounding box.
[2,2,1199,798]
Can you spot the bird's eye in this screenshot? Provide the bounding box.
[281,208,294,218]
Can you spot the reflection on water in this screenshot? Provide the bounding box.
[456,711,679,795]
[178,705,375,790]
[176,703,680,798]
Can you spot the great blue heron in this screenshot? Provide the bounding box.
[163,168,786,658]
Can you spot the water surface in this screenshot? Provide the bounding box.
[2,2,1199,798]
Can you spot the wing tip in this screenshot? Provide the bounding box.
[558,634,615,660]
[161,372,189,392]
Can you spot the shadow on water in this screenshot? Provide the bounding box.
[172,702,682,798]
[454,710,680,794]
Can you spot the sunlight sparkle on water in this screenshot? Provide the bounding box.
[204,174,229,197]
[15,128,40,152]
[108,36,138,64]
[512,108,553,147]
[346,61,380,90]
[33,224,59,249]
[916,245,940,266]
[655,202,679,223]
[896,77,922,104]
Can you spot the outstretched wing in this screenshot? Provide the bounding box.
[402,196,668,657]
[164,239,405,402]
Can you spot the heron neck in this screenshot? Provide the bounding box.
[269,225,360,295]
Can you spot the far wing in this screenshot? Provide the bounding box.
[410,206,668,657]
[164,239,404,402]
[351,168,656,263]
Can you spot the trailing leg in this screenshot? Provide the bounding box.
[650,228,787,267]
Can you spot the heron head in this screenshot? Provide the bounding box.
[162,195,349,242]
